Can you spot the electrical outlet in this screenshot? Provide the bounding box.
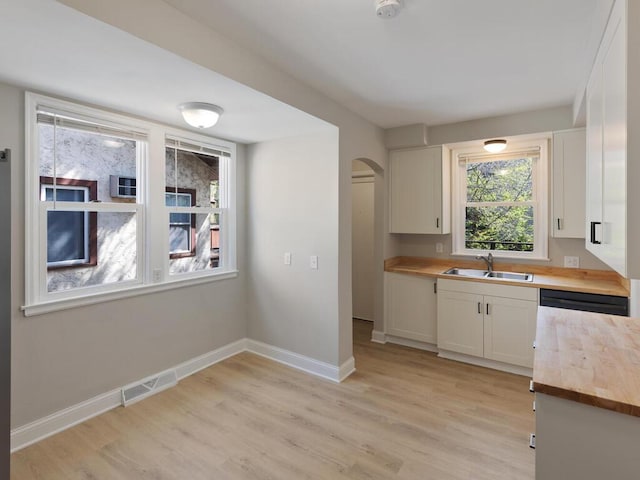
[284,252,291,265]
[310,255,318,270]
[564,256,580,268]
[436,242,444,253]
[152,268,162,282]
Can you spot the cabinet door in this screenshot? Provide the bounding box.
[437,290,484,356]
[389,146,448,234]
[483,296,537,368]
[586,55,604,255]
[601,11,626,276]
[385,273,437,344]
[552,129,586,238]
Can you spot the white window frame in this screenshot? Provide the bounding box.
[24,93,238,316]
[451,136,549,260]
[40,184,91,267]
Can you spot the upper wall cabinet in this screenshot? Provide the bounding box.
[585,0,640,277]
[389,145,450,234]
[552,129,586,239]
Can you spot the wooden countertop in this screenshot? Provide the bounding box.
[385,256,629,297]
[533,306,640,417]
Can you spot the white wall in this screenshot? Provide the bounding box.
[3,82,248,427]
[247,131,341,364]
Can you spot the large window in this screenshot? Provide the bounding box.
[452,138,548,259]
[24,93,236,315]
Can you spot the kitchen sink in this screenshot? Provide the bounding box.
[442,268,489,278]
[443,267,533,282]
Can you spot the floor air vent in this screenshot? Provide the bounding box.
[121,369,178,407]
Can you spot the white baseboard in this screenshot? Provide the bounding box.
[11,337,351,452]
[371,330,386,344]
[10,388,122,453]
[338,356,356,382]
[386,335,438,353]
[175,338,247,380]
[437,350,533,377]
[246,339,350,383]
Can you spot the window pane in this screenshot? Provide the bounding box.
[39,123,137,202]
[465,206,534,252]
[47,211,137,292]
[47,211,87,264]
[165,147,219,207]
[169,225,190,253]
[169,213,220,274]
[466,158,533,202]
[44,187,86,202]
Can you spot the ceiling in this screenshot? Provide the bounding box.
[165,0,601,128]
[0,0,332,144]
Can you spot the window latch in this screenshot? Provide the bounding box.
[0,148,10,162]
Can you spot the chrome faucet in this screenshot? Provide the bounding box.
[476,252,494,272]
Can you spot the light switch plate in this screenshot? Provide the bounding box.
[564,256,579,268]
[284,252,291,265]
[310,255,318,270]
[436,242,444,253]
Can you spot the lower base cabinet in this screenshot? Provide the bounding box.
[437,279,537,368]
[384,272,437,344]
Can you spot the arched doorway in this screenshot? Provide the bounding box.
[351,157,384,349]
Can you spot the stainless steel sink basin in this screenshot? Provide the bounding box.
[443,267,533,282]
[485,271,534,282]
[443,268,489,278]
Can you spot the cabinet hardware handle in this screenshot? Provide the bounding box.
[557,218,561,230]
[590,221,602,244]
[529,380,535,393]
[436,217,440,229]
[433,283,437,294]
[529,433,536,449]
[477,302,481,314]
[533,400,536,412]
[486,303,489,315]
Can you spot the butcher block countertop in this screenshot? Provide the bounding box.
[385,256,629,297]
[533,306,640,417]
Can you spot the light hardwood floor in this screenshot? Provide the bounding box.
[11,320,534,479]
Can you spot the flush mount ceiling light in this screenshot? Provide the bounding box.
[483,139,507,153]
[375,0,402,19]
[178,102,224,129]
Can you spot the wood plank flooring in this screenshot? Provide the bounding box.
[11,320,534,479]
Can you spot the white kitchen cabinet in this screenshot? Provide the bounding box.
[584,0,640,277]
[384,272,437,344]
[389,146,450,234]
[437,279,537,368]
[483,295,537,367]
[552,129,586,238]
[435,290,483,356]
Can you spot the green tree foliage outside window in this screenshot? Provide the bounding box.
[465,157,534,252]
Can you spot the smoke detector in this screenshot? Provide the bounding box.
[375,0,402,19]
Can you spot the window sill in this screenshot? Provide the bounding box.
[21,270,239,317]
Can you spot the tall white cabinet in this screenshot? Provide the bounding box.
[585,0,640,277]
[552,129,586,239]
[389,146,450,234]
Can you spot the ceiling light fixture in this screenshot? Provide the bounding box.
[375,0,402,19]
[483,139,507,153]
[178,102,224,129]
